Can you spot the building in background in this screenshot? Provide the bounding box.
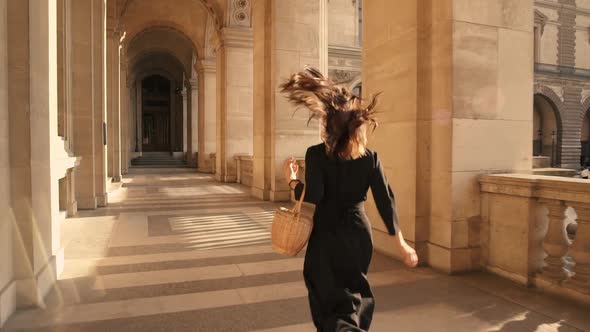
[534,0,590,169]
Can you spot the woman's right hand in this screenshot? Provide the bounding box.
[400,243,418,268]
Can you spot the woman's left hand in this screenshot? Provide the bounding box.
[283,157,299,183]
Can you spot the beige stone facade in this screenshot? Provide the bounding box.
[2,0,590,329]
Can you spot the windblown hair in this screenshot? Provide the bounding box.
[279,68,379,160]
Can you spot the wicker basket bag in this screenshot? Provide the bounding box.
[271,186,313,256]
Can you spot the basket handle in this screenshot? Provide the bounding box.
[294,184,305,214]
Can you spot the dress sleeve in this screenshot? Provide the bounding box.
[369,152,399,235]
[293,147,324,204]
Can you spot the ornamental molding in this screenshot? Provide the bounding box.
[226,0,251,28]
[329,69,360,84]
[196,58,217,74]
[328,45,361,60]
[213,27,253,49]
[535,9,548,35]
[204,14,217,58]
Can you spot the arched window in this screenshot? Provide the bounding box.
[352,83,362,97]
[533,94,562,167]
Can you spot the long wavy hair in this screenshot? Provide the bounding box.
[279,68,379,160]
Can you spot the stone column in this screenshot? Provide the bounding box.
[182,88,188,155]
[106,27,121,182]
[0,0,13,321]
[363,0,533,272]
[129,81,137,155]
[93,0,107,206]
[136,82,142,154]
[8,0,35,306]
[71,0,97,209]
[197,59,217,172]
[15,0,67,308]
[318,0,329,74]
[120,54,129,174]
[252,0,323,201]
[170,81,176,151]
[214,28,254,182]
[190,79,199,167]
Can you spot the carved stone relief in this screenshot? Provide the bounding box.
[227,0,251,28]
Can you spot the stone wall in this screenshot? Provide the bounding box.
[328,0,360,48]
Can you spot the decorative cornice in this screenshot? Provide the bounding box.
[535,0,590,18]
[535,9,548,35]
[328,45,361,60]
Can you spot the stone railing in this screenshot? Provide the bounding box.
[479,174,590,304]
[235,155,253,187]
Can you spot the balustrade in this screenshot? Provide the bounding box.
[480,174,590,303]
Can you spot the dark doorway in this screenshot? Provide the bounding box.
[142,75,171,152]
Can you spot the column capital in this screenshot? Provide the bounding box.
[196,58,217,74]
[213,27,253,50]
[189,79,199,90]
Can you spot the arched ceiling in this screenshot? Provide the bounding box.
[127,27,194,76]
[118,0,213,59]
[130,52,186,85]
[117,0,223,30]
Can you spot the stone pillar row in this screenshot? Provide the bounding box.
[190,78,199,168]
[106,26,121,183]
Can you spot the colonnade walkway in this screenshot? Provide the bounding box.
[4,169,590,332]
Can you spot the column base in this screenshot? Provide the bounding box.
[111,176,121,183]
[15,250,63,309]
[215,173,237,183]
[77,196,98,210]
[0,280,16,328]
[96,192,108,208]
[66,200,78,217]
[197,167,213,174]
[269,189,290,202]
[426,243,481,274]
[252,186,270,201]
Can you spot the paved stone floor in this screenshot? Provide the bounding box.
[4,168,590,332]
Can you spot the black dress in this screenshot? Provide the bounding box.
[293,143,399,332]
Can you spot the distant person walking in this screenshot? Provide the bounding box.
[280,68,418,332]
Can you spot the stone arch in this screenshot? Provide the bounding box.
[534,84,564,110]
[127,25,196,56]
[119,0,223,31]
[349,77,362,93]
[130,47,192,78]
[580,95,590,122]
[533,92,564,167]
[124,21,203,59]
